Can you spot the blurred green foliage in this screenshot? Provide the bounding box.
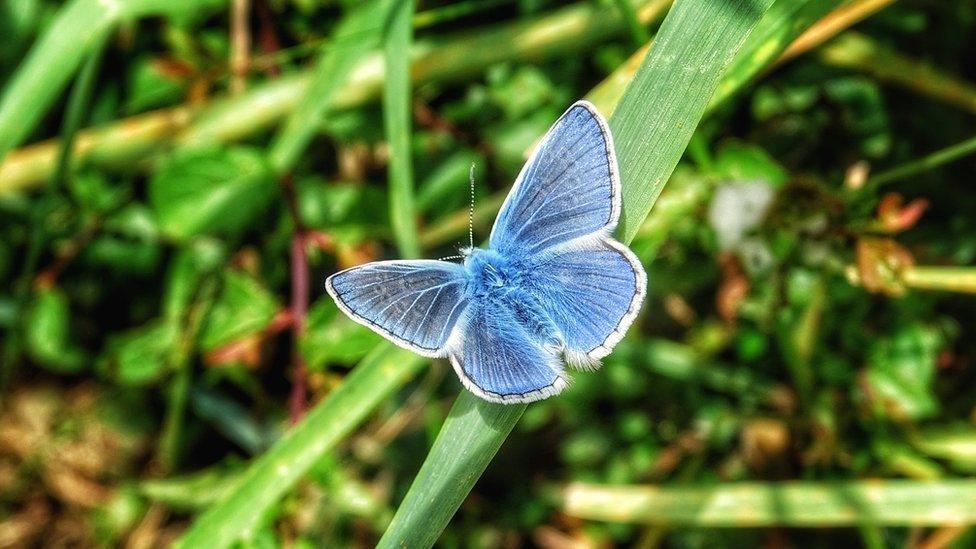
[1,0,976,547]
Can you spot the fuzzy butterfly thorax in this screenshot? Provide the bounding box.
[465,248,519,295]
[464,248,564,351]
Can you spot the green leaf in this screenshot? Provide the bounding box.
[190,387,278,455]
[162,240,226,323]
[296,179,387,231]
[24,287,87,373]
[141,467,244,511]
[199,270,280,351]
[915,425,976,472]
[300,298,382,370]
[712,141,788,187]
[124,56,186,114]
[865,324,942,420]
[149,146,276,240]
[102,320,178,386]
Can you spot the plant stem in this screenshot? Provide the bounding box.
[564,480,976,525]
[819,32,976,116]
[903,267,976,294]
[53,35,107,190]
[159,276,218,473]
[287,229,310,423]
[868,135,976,188]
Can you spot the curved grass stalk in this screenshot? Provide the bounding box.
[0,0,669,195]
[0,0,227,163]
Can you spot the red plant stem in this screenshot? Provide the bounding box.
[282,175,309,422]
[287,231,309,423]
[255,0,282,77]
[258,0,308,423]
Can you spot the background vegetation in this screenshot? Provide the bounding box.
[1,0,975,547]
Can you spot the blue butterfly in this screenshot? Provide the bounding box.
[326,101,646,403]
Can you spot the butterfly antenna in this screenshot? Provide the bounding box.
[468,163,476,249]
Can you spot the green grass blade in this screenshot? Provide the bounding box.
[868,135,976,188]
[268,0,396,174]
[174,344,424,549]
[376,393,525,549]
[377,1,775,546]
[52,34,107,189]
[904,267,976,294]
[612,0,775,243]
[1,0,669,195]
[564,480,976,526]
[0,0,226,163]
[383,0,421,258]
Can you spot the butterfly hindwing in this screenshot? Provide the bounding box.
[449,301,567,404]
[489,101,619,257]
[522,235,646,366]
[325,260,469,357]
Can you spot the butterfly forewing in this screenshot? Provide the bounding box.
[326,260,469,357]
[489,102,619,257]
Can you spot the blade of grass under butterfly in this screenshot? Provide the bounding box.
[0,0,227,163]
[376,1,778,546]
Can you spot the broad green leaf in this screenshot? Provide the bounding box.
[24,287,87,373]
[199,270,281,351]
[300,298,382,371]
[149,146,276,240]
[712,142,788,187]
[296,179,387,231]
[416,150,484,214]
[865,324,942,420]
[124,56,186,114]
[101,320,178,386]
